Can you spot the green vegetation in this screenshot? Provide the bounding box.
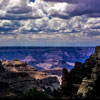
[50,89,63,99]
[18,88,52,99]
[0,88,52,99]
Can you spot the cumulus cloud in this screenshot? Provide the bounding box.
[0,0,46,20]
[0,0,100,46]
[44,0,100,18]
[1,0,100,19]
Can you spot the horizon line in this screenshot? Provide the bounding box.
[0,46,96,48]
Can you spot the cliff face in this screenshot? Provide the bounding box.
[0,61,5,72]
[93,46,100,58]
[0,61,40,97]
[61,46,100,99]
[0,59,60,97]
[61,68,69,93]
[43,67,63,76]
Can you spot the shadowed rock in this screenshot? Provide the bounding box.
[61,68,69,94]
[0,61,5,73]
[61,46,100,99]
[0,59,60,97]
[94,46,100,57]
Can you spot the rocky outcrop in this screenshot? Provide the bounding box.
[77,57,100,98]
[0,67,38,97]
[61,68,69,93]
[37,76,60,93]
[0,61,5,72]
[69,62,82,84]
[0,59,60,97]
[2,59,37,73]
[61,46,100,99]
[61,62,83,96]
[92,46,100,58]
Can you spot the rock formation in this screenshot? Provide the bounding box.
[69,62,82,84]
[0,59,60,98]
[77,49,100,99]
[61,46,100,99]
[0,61,5,72]
[93,46,100,58]
[61,68,69,93]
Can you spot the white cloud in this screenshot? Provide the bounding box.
[0,20,11,26]
[0,0,100,46]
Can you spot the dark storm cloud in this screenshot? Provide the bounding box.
[50,14,70,19]
[0,14,42,20]
[44,0,81,3]
[44,0,100,18]
[1,0,100,20]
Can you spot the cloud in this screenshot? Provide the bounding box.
[44,0,100,18]
[0,0,100,46]
[0,16,100,46]
[43,0,81,3]
[1,0,100,20]
[0,0,46,20]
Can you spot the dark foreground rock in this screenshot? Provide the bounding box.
[61,46,100,99]
[0,61,5,72]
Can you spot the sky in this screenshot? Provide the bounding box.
[0,0,100,46]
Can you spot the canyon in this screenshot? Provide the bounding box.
[0,59,60,98]
[0,46,99,99]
